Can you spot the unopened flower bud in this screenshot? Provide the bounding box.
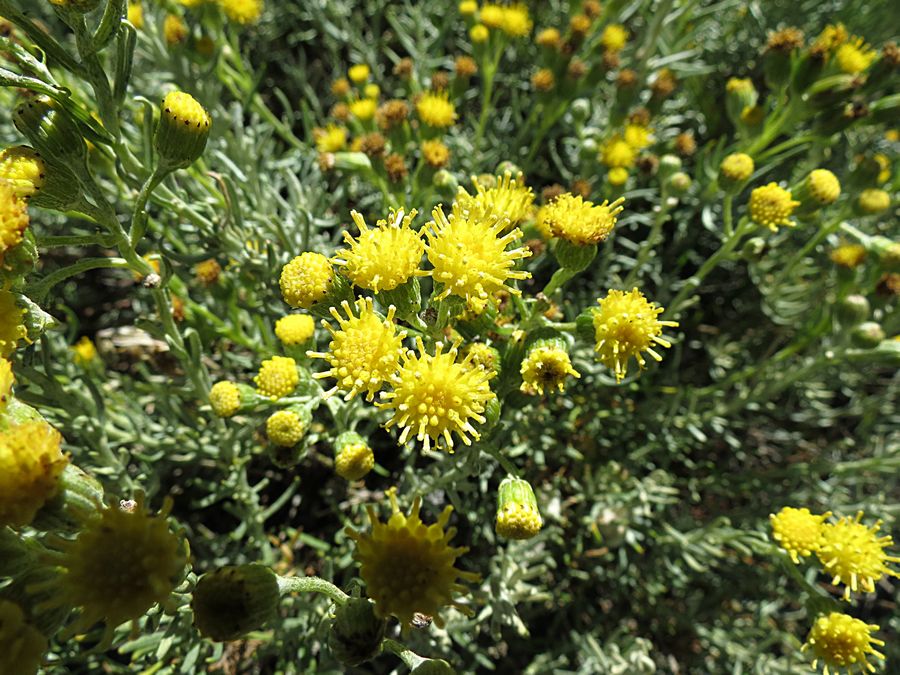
[851,321,885,348]
[554,238,597,272]
[334,431,375,481]
[327,598,386,667]
[482,396,501,432]
[155,92,211,170]
[208,381,258,418]
[725,78,758,127]
[856,188,890,215]
[657,153,682,179]
[13,97,86,165]
[836,294,870,326]
[191,564,280,641]
[667,171,692,195]
[411,660,457,675]
[266,406,311,448]
[719,152,754,191]
[570,98,590,121]
[495,476,543,540]
[794,169,841,214]
[872,238,900,271]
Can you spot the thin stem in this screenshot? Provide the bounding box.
[276,575,349,605]
[623,201,671,288]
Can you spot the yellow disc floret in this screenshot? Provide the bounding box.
[275,314,316,345]
[519,341,580,395]
[314,125,347,153]
[348,64,371,83]
[349,97,377,121]
[720,153,754,182]
[71,336,98,366]
[346,491,479,627]
[280,252,335,309]
[379,338,494,452]
[0,421,67,527]
[806,169,841,205]
[454,171,535,228]
[308,297,406,402]
[592,288,678,382]
[335,441,375,481]
[209,381,242,417]
[803,612,885,674]
[0,180,29,258]
[0,358,12,410]
[219,0,263,25]
[499,4,532,37]
[0,290,26,358]
[816,511,900,600]
[769,506,831,564]
[601,24,629,53]
[540,193,624,246]
[266,410,306,446]
[830,244,866,269]
[748,182,800,231]
[416,91,457,128]
[835,38,877,74]
[335,209,424,293]
[426,204,531,313]
[421,139,451,168]
[254,356,299,400]
[858,188,890,214]
[0,146,46,199]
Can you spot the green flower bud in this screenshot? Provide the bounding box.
[657,153,682,179]
[741,236,767,262]
[378,278,422,323]
[327,598,386,667]
[31,463,104,532]
[495,476,543,540]
[836,294,870,326]
[334,431,375,481]
[851,321,885,348]
[793,169,841,215]
[482,396,501,432]
[13,97,86,165]
[433,169,459,194]
[554,239,597,272]
[495,161,522,177]
[579,137,598,160]
[667,171,692,195]
[333,151,372,172]
[155,92,211,170]
[570,98,591,121]
[411,660,457,675]
[870,237,900,271]
[191,564,280,641]
[725,78,758,127]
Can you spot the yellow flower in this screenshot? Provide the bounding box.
[479,4,504,28]
[601,24,629,53]
[458,0,477,16]
[519,339,580,395]
[496,476,542,540]
[592,288,678,382]
[500,4,531,37]
[601,137,636,169]
[0,146,46,199]
[348,64,371,84]
[425,203,531,313]
[874,153,891,184]
[0,180,29,258]
[334,209,424,293]
[280,252,334,309]
[535,27,561,49]
[720,152,754,182]
[42,494,187,633]
[363,83,380,100]
[209,381,242,417]
[346,490,479,627]
[608,167,629,186]
[806,169,841,205]
[0,290,26,358]
[254,356,299,400]
[176,0,205,7]
[463,342,500,374]
[308,297,406,402]
[623,123,653,150]
[813,23,848,52]
[416,91,457,128]
[769,507,830,564]
[858,188,890,214]
[331,78,351,97]
[726,77,755,95]
[470,24,489,43]
[334,432,375,481]
[830,244,866,269]
[0,599,46,675]
[455,171,535,228]
[314,125,347,153]
[816,512,900,600]
[540,193,624,246]
[349,97,378,121]
[71,336,98,366]
[163,14,188,46]
[0,358,12,410]
[803,613,885,674]
[421,139,451,168]
[219,0,263,25]
[835,38,877,74]
[194,258,221,285]
[748,182,800,231]
[379,338,494,452]
[0,421,67,527]
[127,2,144,29]
[266,409,306,446]
[275,314,316,345]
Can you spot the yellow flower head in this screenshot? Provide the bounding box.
[280,252,334,309]
[858,188,890,214]
[163,14,188,46]
[806,169,841,205]
[364,83,380,100]
[830,244,866,269]
[608,167,629,186]
[623,123,653,151]
[479,4,504,28]
[335,209,424,293]
[266,409,306,447]
[346,491,479,627]
[816,512,900,600]
[426,204,532,313]
[308,297,406,402]
[0,290,26,358]
[348,64,371,84]
[769,507,830,564]
[331,78,351,97]
[45,494,187,632]
[874,153,891,184]
[416,91,457,128]
[254,356,299,400]
[536,27,561,49]
[520,339,580,395]
[454,171,535,228]
[835,38,877,74]
[0,180,29,258]
[275,314,316,346]
[209,381,242,417]
[219,0,263,25]
[464,342,500,375]
[379,338,494,452]
[0,599,46,675]
[349,97,378,121]
[335,432,375,481]
[458,0,477,16]
[540,193,624,246]
[470,24,489,43]
[314,125,347,153]
[726,77,755,95]
[601,137,637,169]
[0,358,12,410]
[71,336,98,366]
[748,183,800,231]
[127,2,144,28]
[0,146,46,199]
[0,421,67,527]
[194,258,221,285]
[720,153,755,182]
[601,24,629,53]
[496,476,542,540]
[803,612,885,674]
[500,4,532,37]
[592,288,678,382]
[813,23,848,52]
[421,139,451,168]
[176,0,205,7]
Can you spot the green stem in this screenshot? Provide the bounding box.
[129,167,170,247]
[276,575,349,605]
[29,257,129,301]
[775,215,843,283]
[623,201,671,288]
